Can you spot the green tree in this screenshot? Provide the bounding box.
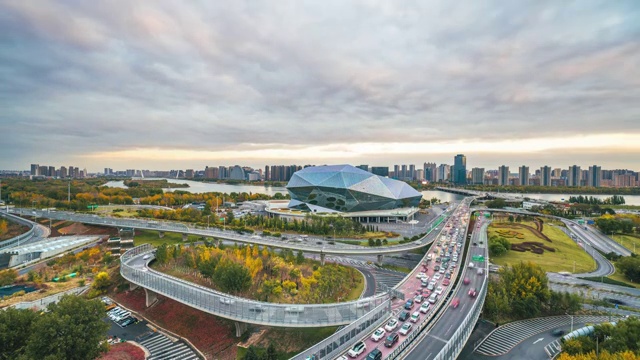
[0,269,18,286]
[375,239,382,246]
[0,307,39,360]
[213,259,252,294]
[25,295,109,360]
[617,257,640,283]
[155,243,169,264]
[266,343,278,360]
[244,346,260,360]
[296,250,305,265]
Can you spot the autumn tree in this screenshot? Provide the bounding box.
[92,272,111,293]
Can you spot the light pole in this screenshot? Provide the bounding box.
[566,312,574,332]
[207,215,210,229]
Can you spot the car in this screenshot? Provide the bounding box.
[477,268,484,275]
[416,272,426,278]
[442,278,450,286]
[385,319,399,331]
[421,280,428,288]
[347,341,366,358]
[435,286,444,295]
[142,254,150,260]
[384,332,399,348]
[404,299,414,310]
[410,311,420,323]
[428,294,438,304]
[439,268,446,274]
[420,302,430,313]
[421,275,430,282]
[105,303,116,311]
[463,278,470,285]
[427,282,436,291]
[414,295,423,303]
[398,311,410,322]
[434,265,440,272]
[366,349,382,360]
[468,262,475,268]
[452,298,460,308]
[468,288,477,297]
[433,273,441,280]
[371,328,386,342]
[444,272,451,279]
[399,323,412,335]
[551,329,566,337]
[119,317,137,327]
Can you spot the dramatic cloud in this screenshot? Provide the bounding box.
[1,0,639,171]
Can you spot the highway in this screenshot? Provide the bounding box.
[402,218,489,360]
[7,207,453,256]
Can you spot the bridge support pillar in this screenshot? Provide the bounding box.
[234,321,247,337]
[129,282,139,291]
[158,231,165,238]
[182,233,188,242]
[377,254,384,266]
[144,288,158,307]
[320,253,325,266]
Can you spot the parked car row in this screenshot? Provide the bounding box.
[106,304,139,328]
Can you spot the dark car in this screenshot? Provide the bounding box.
[551,329,565,337]
[404,299,414,310]
[398,311,410,321]
[366,348,382,360]
[384,332,399,348]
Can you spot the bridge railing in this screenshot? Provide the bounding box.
[290,301,391,360]
[0,212,36,250]
[121,245,390,327]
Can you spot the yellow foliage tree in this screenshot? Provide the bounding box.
[0,220,8,236]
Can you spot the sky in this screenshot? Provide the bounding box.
[1,1,639,172]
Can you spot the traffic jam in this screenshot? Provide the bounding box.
[338,201,475,360]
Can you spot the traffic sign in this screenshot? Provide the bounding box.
[472,255,485,262]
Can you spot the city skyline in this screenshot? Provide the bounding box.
[1,2,640,170]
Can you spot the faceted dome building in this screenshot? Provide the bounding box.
[286,165,422,213]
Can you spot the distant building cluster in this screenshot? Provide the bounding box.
[30,163,86,179]
[6,158,639,188]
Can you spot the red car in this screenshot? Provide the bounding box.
[451,298,460,308]
[468,288,477,297]
[442,279,450,286]
[463,278,470,285]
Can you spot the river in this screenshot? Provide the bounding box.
[104,179,640,205]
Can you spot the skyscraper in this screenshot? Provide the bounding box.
[401,165,407,180]
[437,164,450,182]
[540,166,551,186]
[587,165,601,187]
[518,166,529,186]
[370,166,389,177]
[423,162,437,182]
[31,164,39,176]
[471,168,485,185]
[453,154,467,185]
[408,164,416,181]
[498,166,510,186]
[568,165,581,187]
[393,165,400,179]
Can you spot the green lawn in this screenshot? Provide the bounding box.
[489,221,597,273]
[611,234,640,255]
[133,229,200,247]
[608,262,639,288]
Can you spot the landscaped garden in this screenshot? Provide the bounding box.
[488,216,596,273]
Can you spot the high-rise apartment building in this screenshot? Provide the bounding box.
[401,165,407,180]
[48,166,56,177]
[357,165,369,172]
[453,154,467,185]
[518,166,529,186]
[437,164,450,182]
[59,166,68,178]
[498,166,509,186]
[393,165,400,179]
[540,166,551,186]
[416,169,424,181]
[31,164,39,176]
[423,162,437,182]
[587,165,601,187]
[185,169,195,178]
[567,165,581,187]
[409,164,416,181]
[471,168,485,185]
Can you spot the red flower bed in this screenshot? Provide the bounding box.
[99,342,145,360]
[112,288,237,359]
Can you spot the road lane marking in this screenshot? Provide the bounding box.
[533,337,544,344]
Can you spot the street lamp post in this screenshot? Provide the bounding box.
[207,215,210,229]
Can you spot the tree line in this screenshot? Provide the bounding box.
[484,262,582,323]
[559,317,640,359]
[569,195,625,205]
[0,295,109,360]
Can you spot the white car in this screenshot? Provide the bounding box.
[433,273,442,280]
[371,327,386,342]
[421,275,430,282]
[435,286,444,295]
[414,295,423,303]
[347,341,366,358]
[420,302,430,314]
[410,311,420,323]
[427,281,436,291]
[142,254,150,260]
[416,272,426,279]
[399,323,413,335]
[385,319,399,331]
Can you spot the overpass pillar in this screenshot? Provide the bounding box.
[144,288,158,307]
[377,254,384,266]
[234,321,247,337]
[182,233,188,242]
[320,253,326,266]
[129,282,139,291]
[158,231,165,238]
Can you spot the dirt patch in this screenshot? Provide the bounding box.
[56,223,117,237]
[58,223,92,235]
[0,221,30,241]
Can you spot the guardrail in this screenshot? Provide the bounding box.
[291,301,391,360]
[0,212,36,250]
[9,285,90,311]
[121,244,390,327]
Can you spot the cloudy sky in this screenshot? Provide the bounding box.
[1,1,639,172]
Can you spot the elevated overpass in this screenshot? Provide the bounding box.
[7,207,453,262]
